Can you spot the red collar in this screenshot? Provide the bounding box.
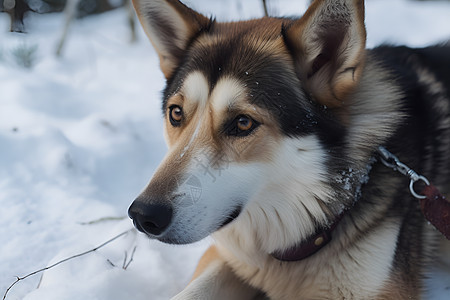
[271,213,344,262]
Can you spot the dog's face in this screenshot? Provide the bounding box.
[129,0,367,250]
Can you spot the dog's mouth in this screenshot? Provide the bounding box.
[153,207,242,245]
[218,207,242,229]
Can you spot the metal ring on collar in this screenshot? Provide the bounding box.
[409,176,430,199]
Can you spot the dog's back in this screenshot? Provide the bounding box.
[370,45,450,192]
[362,45,450,297]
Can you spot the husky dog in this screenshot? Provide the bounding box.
[128,0,450,298]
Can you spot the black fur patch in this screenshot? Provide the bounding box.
[371,45,450,184]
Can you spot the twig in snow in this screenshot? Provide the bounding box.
[78,216,126,225]
[106,259,117,267]
[123,251,128,269]
[2,229,133,300]
[123,246,137,270]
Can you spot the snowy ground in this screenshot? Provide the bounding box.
[1,0,450,299]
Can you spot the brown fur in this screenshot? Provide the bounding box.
[190,246,220,282]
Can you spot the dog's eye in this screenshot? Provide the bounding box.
[237,116,253,131]
[169,105,183,126]
[226,115,259,137]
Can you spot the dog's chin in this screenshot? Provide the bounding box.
[155,235,194,245]
[153,231,209,245]
[152,207,243,245]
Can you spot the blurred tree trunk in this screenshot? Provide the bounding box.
[95,0,113,13]
[55,0,81,56]
[262,0,268,17]
[127,0,137,43]
[4,0,32,32]
[56,0,138,57]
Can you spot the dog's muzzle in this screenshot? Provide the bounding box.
[128,197,173,237]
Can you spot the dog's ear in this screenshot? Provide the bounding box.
[132,0,210,79]
[284,0,366,107]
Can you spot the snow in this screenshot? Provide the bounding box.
[0,0,449,299]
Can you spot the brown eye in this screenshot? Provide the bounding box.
[169,105,183,126]
[237,116,253,131]
[225,115,260,137]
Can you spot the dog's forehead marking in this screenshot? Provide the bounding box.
[182,71,209,106]
[211,77,247,113]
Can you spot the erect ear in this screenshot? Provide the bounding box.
[284,0,366,107]
[132,0,211,79]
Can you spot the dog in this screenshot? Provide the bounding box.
[127,0,450,298]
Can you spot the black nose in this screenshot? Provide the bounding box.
[128,199,173,236]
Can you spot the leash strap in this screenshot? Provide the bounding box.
[421,185,450,240]
[377,146,450,240]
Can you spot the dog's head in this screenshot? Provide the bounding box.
[128,0,367,251]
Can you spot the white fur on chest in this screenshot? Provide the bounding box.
[215,216,401,299]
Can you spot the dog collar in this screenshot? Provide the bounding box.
[271,213,344,262]
[270,151,380,262]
